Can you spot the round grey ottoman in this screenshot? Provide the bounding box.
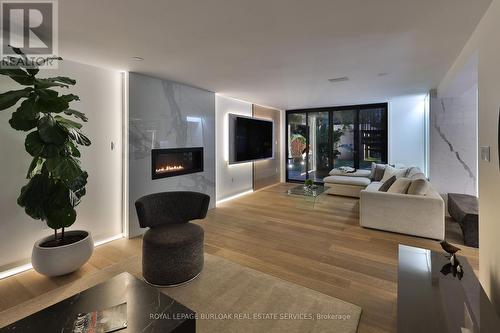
[142,223,204,286]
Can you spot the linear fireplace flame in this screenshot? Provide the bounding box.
[155,165,184,174]
[152,147,203,179]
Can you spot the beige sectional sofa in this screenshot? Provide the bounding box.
[324,166,445,240]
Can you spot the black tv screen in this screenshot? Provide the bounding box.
[235,117,273,162]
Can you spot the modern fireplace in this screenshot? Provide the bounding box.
[151,147,204,179]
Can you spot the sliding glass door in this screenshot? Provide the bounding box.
[286,103,388,183]
[308,112,330,182]
[332,110,356,169]
[358,107,387,168]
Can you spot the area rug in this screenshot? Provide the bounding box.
[161,254,361,333]
[0,253,361,332]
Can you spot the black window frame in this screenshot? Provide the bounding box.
[285,103,388,184]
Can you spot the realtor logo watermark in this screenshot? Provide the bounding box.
[0,0,58,68]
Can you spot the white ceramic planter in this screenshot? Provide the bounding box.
[31,230,94,277]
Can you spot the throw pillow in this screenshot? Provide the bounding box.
[388,177,412,194]
[407,178,430,195]
[370,163,387,181]
[378,175,397,192]
[381,165,407,183]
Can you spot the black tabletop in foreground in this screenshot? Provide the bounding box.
[398,244,499,333]
[0,272,195,333]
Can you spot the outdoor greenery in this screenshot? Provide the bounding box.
[0,47,90,243]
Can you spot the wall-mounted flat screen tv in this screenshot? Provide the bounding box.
[230,115,273,163]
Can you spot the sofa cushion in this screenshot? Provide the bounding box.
[323,175,371,186]
[381,165,407,182]
[365,181,383,192]
[328,169,372,177]
[378,176,397,192]
[405,166,420,177]
[370,163,387,181]
[388,177,412,194]
[407,178,430,195]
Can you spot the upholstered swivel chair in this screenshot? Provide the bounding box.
[135,191,210,286]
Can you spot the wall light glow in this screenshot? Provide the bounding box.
[186,116,202,123]
[0,233,124,280]
[216,189,254,205]
[0,263,32,280]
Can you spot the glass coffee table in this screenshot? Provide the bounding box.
[287,185,326,207]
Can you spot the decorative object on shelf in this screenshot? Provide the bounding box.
[0,47,93,276]
[440,258,464,280]
[440,240,461,256]
[439,240,464,280]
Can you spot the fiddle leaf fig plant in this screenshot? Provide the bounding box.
[0,47,91,245]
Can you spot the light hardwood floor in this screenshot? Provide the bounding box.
[0,183,478,333]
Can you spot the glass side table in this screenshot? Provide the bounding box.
[287,185,326,208]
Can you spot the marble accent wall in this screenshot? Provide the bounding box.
[429,86,477,196]
[128,73,215,237]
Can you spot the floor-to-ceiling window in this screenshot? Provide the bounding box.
[286,103,388,183]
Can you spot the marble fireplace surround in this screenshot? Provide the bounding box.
[128,73,216,238]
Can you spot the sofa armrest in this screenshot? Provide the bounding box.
[360,190,445,240]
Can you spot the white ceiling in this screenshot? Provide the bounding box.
[59,0,491,110]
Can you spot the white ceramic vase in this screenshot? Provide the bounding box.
[31,230,94,277]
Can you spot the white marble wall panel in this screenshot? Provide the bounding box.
[128,73,215,237]
[429,85,477,196]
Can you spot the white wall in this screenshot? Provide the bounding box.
[388,95,427,171]
[476,0,500,313]
[439,0,500,313]
[0,61,123,270]
[215,95,253,201]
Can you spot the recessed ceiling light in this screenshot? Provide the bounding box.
[328,77,349,83]
[131,56,144,61]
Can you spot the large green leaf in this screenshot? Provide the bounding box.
[17,173,49,220]
[0,68,34,85]
[26,156,44,178]
[9,109,37,131]
[37,88,58,100]
[45,76,76,85]
[44,181,76,229]
[55,115,82,129]
[60,94,80,103]
[34,78,69,89]
[0,88,32,110]
[45,156,84,185]
[65,141,81,157]
[25,132,61,158]
[37,116,67,144]
[68,171,88,205]
[25,131,44,156]
[46,206,76,229]
[37,93,74,113]
[63,108,87,122]
[65,127,91,146]
[8,98,40,131]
